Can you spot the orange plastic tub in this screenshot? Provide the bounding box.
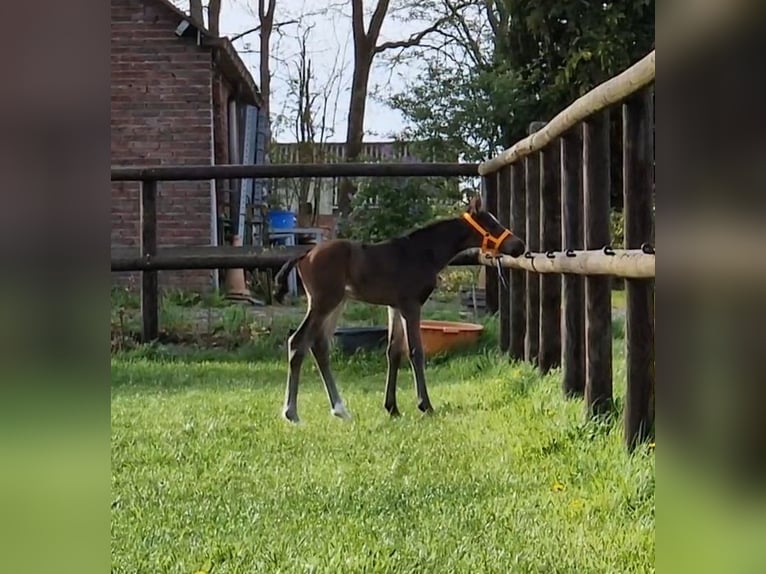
[419,320,484,357]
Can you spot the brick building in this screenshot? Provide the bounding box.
[111,0,267,293]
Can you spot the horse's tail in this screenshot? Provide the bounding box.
[273,252,307,304]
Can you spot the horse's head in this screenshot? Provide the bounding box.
[462,195,526,257]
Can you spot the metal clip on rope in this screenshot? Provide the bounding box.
[546,250,556,259]
[565,249,577,258]
[603,246,615,256]
[641,243,655,255]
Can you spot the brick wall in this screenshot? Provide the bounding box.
[111,0,216,293]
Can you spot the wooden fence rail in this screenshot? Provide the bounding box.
[111,161,481,347]
[112,162,480,182]
[478,50,655,452]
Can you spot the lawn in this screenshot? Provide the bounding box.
[111,300,654,574]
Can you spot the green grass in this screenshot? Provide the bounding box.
[112,325,653,573]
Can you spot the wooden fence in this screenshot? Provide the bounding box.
[111,51,654,451]
[111,162,481,344]
[479,50,655,451]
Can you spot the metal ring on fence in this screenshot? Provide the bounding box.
[565,249,576,258]
[641,243,655,254]
[546,250,556,259]
[603,246,615,256]
[524,251,534,259]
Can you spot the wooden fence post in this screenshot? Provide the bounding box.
[525,121,545,365]
[498,167,512,352]
[539,140,562,373]
[561,127,585,397]
[140,179,159,342]
[509,162,526,361]
[482,174,499,314]
[583,110,613,416]
[623,88,655,449]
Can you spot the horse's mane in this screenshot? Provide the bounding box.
[400,217,459,240]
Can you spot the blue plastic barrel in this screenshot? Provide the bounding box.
[268,209,297,230]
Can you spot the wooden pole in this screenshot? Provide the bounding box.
[483,174,499,314]
[623,88,655,449]
[583,110,613,416]
[498,167,512,352]
[525,122,544,365]
[561,126,585,397]
[539,140,562,374]
[140,180,159,342]
[509,162,526,361]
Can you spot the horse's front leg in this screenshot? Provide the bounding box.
[384,306,405,417]
[400,303,434,414]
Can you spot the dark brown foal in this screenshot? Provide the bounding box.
[273,195,525,423]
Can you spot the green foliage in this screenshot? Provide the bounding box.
[611,210,625,248]
[389,0,655,160]
[163,288,202,308]
[344,175,462,243]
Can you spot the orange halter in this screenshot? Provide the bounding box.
[462,212,512,256]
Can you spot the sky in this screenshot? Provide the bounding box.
[174,0,429,143]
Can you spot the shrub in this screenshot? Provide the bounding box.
[343,176,461,242]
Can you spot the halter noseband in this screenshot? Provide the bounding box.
[462,212,513,256]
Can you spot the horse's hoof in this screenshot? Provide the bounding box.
[418,402,434,415]
[331,403,352,420]
[282,409,300,424]
[386,406,401,418]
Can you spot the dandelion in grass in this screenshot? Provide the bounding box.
[552,481,565,492]
[569,498,585,511]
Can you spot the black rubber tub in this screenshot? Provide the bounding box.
[333,326,388,355]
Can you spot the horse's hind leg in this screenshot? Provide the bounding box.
[310,303,351,420]
[400,303,434,414]
[384,306,405,417]
[283,307,323,423]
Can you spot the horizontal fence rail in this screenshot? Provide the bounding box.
[111,162,480,181]
[483,249,654,278]
[111,245,312,272]
[112,244,654,277]
[111,161,483,349]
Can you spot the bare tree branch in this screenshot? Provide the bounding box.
[484,0,499,36]
[441,0,486,68]
[366,0,392,47]
[230,19,299,43]
[373,15,451,54]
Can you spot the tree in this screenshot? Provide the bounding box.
[188,0,223,35]
[388,0,655,206]
[271,23,348,224]
[336,0,460,220]
[346,172,462,243]
[257,0,276,144]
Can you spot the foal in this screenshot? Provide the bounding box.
[272,195,525,423]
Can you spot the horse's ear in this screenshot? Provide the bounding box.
[467,194,482,215]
